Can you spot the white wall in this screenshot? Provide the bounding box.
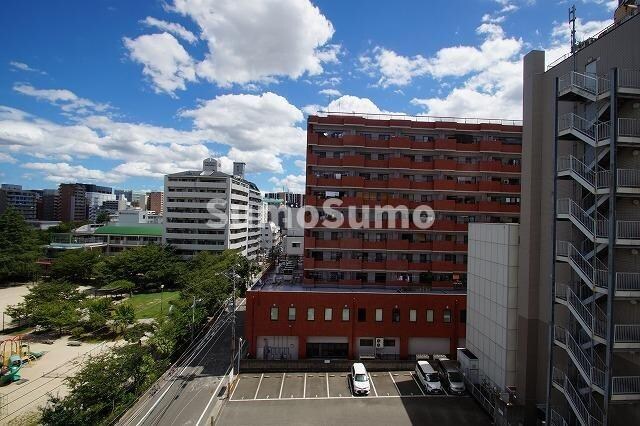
[466,223,519,390]
[284,235,303,256]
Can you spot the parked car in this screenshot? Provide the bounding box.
[414,360,444,394]
[436,358,466,395]
[349,362,371,395]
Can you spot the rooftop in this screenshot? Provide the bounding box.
[310,111,523,128]
[93,225,163,236]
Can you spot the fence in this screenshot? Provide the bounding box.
[239,359,416,373]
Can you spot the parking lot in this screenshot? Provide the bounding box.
[230,371,464,401]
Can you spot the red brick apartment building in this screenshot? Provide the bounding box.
[245,113,522,361]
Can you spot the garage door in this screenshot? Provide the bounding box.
[408,337,450,356]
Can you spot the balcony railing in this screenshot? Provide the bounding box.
[616,272,640,293]
[614,324,640,345]
[612,376,640,396]
[619,118,640,139]
[557,283,607,339]
[558,71,598,96]
[558,241,608,290]
[619,69,640,91]
[618,169,640,189]
[551,368,602,426]
[617,221,640,240]
[557,198,608,239]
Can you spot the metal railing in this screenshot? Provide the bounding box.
[614,324,640,344]
[619,69,640,90]
[612,376,640,395]
[556,240,569,257]
[558,71,598,95]
[557,155,595,186]
[617,221,640,240]
[562,241,608,290]
[550,408,568,426]
[554,326,606,391]
[552,367,602,426]
[596,121,611,142]
[616,272,640,292]
[558,198,608,239]
[315,111,523,126]
[564,283,607,339]
[559,113,595,139]
[619,118,640,139]
[618,169,640,188]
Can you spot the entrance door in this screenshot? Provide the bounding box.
[306,342,349,358]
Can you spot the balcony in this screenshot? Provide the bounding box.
[365,138,389,148]
[316,135,343,146]
[619,69,640,95]
[386,259,409,270]
[456,142,478,152]
[615,272,640,298]
[390,136,412,149]
[343,134,366,147]
[362,240,386,250]
[433,180,456,191]
[410,242,432,251]
[340,238,363,249]
[478,181,501,192]
[479,140,502,152]
[362,260,386,270]
[315,239,340,249]
[342,155,365,167]
[614,325,640,350]
[618,169,640,194]
[557,71,606,101]
[408,262,432,271]
[314,260,341,269]
[432,240,455,251]
[411,181,434,190]
[618,117,640,144]
[317,157,342,166]
[388,157,413,169]
[388,177,411,189]
[554,325,606,394]
[365,159,388,168]
[431,261,466,272]
[555,283,606,343]
[433,159,457,170]
[432,200,456,210]
[339,259,362,269]
[558,113,610,147]
[387,240,410,250]
[434,139,457,150]
[456,182,480,192]
[612,376,640,401]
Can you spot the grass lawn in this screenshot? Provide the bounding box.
[127,291,180,319]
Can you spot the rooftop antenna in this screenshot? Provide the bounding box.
[569,4,577,71]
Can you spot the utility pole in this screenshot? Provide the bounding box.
[191,295,196,342]
[230,267,237,379]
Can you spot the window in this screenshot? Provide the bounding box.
[443,309,452,323]
[325,308,333,321]
[270,306,279,321]
[392,308,400,323]
[375,308,383,322]
[360,338,374,347]
[307,307,315,321]
[288,306,296,321]
[409,309,417,322]
[357,308,366,322]
[342,307,350,321]
[383,339,396,347]
[460,309,467,324]
[426,309,434,323]
[292,242,301,248]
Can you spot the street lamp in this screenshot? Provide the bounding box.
[160,284,165,315]
[191,296,202,341]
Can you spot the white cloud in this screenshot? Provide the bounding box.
[123,32,196,96]
[482,14,506,24]
[22,162,125,184]
[0,152,17,163]
[545,17,613,67]
[316,76,342,86]
[294,159,306,170]
[303,95,399,117]
[269,174,306,193]
[14,84,111,114]
[180,92,306,158]
[141,16,197,44]
[360,24,522,87]
[9,61,46,74]
[126,0,338,93]
[319,88,342,97]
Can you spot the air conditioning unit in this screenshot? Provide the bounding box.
[375,338,384,349]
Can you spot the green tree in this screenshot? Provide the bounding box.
[101,279,135,297]
[96,245,183,290]
[0,208,41,283]
[82,297,113,332]
[95,210,110,224]
[40,344,166,425]
[50,249,100,283]
[112,303,135,334]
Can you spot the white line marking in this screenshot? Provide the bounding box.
[303,373,307,398]
[388,372,401,396]
[278,373,285,399]
[325,373,330,397]
[411,373,425,396]
[228,394,449,402]
[254,374,264,400]
[369,373,378,397]
[195,365,232,426]
[229,375,240,401]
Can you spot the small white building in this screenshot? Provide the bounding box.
[260,222,281,252]
[466,223,519,390]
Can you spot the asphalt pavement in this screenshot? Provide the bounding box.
[117,300,245,426]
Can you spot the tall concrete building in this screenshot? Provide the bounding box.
[521,3,640,424]
[0,184,37,220]
[163,158,262,258]
[36,189,57,221]
[147,191,164,215]
[55,183,87,222]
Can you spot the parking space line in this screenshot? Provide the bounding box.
[410,373,425,396]
[303,373,307,398]
[229,376,240,401]
[278,373,285,399]
[388,372,401,395]
[368,373,378,397]
[325,373,329,397]
[254,373,264,400]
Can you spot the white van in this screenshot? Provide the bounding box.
[350,362,371,395]
[415,360,444,394]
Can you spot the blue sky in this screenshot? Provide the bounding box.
[0,0,616,193]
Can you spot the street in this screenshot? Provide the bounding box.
[117,299,245,426]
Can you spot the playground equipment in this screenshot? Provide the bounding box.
[0,335,44,386]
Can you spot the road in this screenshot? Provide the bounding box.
[118,299,245,426]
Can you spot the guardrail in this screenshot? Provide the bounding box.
[618,169,640,188]
[619,69,640,90]
[566,284,607,338]
[616,272,640,292]
[558,71,598,95]
[612,376,640,395]
[314,111,523,126]
[617,221,640,240]
[619,118,640,138]
[614,324,640,344]
[550,409,568,426]
[562,241,608,290]
[554,326,605,390]
[552,368,593,426]
[559,113,595,139]
[557,155,596,186]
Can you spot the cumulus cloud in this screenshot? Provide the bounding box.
[123,32,197,96]
[319,88,342,97]
[125,0,338,94]
[0,152,17,163]
[302,95,400,117]
[9,61,46,74]
[269,174,306,193]
[141,16,197,44]
[14,84,111,114]
[23,162,125,184]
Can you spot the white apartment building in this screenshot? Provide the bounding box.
[163,158,261,258]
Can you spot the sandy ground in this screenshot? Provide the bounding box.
[0,286,31,332]
[0,334,117,424]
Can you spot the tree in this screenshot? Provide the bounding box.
[82,297,113,332]
[0,208,40,283]
[95,210,110,224]
[101,279,135,297]
[50,249,100,283]
[112,303,135,334]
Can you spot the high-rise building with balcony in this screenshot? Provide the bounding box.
[163,158,262,258]
[304,114,522,288]
[55,183,87,222]
[520,3,640,424]
[147,191,164,215]
[0,184,37,220]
